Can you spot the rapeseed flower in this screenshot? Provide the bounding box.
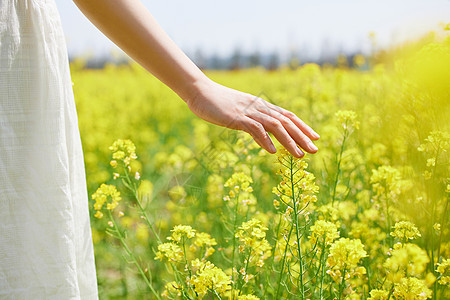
[235,218,272,267]
[367,289,388,300]
[327,238,367,271]
[436,258,450,286]
[336,110,360,130]
[154,243,183,262]
[309,220,340,246]
[273,148,319,208]
[224,172,253,194]
[92,184,122,218]
[168,225,196,242]
[390,221,421,241]
[393,277,432,299]
[417,131,449,154]
[161,281,181,298]
[384,243,429,280]
[189,259,232,297]
[109,139,138,167]
[370,166,403,197]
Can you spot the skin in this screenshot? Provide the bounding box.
[73,0,319,158]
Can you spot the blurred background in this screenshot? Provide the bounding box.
[60,1,450,299]
[58,0,450,69]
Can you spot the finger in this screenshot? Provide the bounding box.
[247,112,305,158]
[238,117,277,154]
[256,99,320,140]
[256,107,318,154]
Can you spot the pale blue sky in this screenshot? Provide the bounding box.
[57,0,450,59]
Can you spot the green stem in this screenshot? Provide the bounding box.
[332,129,348,205]
[275,226,294,300]
[319,241,327,300]
[263,214,284,298]
[290,156,305,299]
[123,167,162,244]
[108,210,161,300]
[231,190,241,299]
[238,249,253,294]
[338,267,347,300]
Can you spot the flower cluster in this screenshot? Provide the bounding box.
[273,148,319,211]
[384,243,429,281]
[154,242,184,262]
[161,281,181,298]
[91,184,122,218]
[223,172,254,204]
[168,225,196,242]
[193,232,217,258]
[189,259,232,297]
[436,258,450,286]
[393,277,432,300]
[235,219,272,267]
[367,289,389,300]
[109,139,138,168]
[417,131,449,154]
[390,221,421,241]
[336,110,360,130]
[327,238,367,271]
[309,220,340,246]
[370,166,403,197]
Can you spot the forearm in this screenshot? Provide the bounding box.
[73,0,208,101]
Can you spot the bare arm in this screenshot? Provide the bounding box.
[73,0,319,157]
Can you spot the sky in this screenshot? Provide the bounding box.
[57,0,450,60]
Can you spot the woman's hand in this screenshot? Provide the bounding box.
[185,79,320,158]
[73,0,319,158]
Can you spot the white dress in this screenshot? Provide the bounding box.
[0,0,98,298]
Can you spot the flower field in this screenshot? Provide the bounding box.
[72,31,449,299]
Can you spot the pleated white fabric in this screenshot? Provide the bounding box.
[0,0,98,298]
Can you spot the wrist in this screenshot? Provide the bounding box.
[177,75,213,106]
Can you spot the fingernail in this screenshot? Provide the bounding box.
[297,148,304,157]
[314,132,320,139]
[269,144,276,153]
[309,142,318,151]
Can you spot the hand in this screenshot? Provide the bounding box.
[184,79,320,158]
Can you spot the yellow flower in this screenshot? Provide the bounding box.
[327,238,367,271]
[94,211,103,219]
[168,225,196,242]
[417,131,449,154]
[109,139,138,167]
[161,281,181,298]
[235,219,272,267]
[436,258,450,286]
[384,243,429,280]
[110,160,118,168]
[390,221,421,241]
[273,148,319,209]
[154,243,183,262]
[224,172,254,201]
[91,184,122,218]
[367,289,388,300]
[309,220,339,246]
[433,223,441,232]
[336,110,360,130]
[393,277,432,299]
[194,232,217,247]
[190,260,231,297]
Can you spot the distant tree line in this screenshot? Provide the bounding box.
[69,47,369,70]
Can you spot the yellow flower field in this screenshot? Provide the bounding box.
[72,29,449,299]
